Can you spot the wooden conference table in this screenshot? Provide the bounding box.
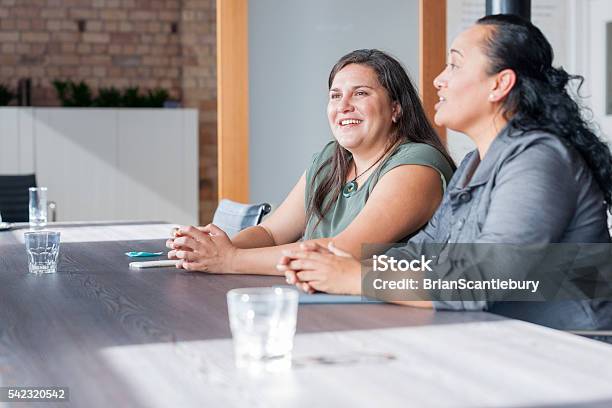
[1,222,612,407]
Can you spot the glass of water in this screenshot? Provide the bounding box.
[29,187,48,228]
[227,287,299,371]
[24,231,60,274]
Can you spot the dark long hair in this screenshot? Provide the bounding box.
[476,14,612,208]
[306,49,454,226]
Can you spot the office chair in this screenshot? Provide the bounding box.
[0,174,57,223]
[212,199,272,238]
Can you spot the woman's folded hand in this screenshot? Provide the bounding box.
[167,224,237,273]
[278,241,362,295]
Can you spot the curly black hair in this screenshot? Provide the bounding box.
[477,14,612,209]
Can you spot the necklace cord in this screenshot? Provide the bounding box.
[351,152,386,182]
[342,144,396,199]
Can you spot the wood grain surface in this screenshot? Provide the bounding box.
[1,225,612,407]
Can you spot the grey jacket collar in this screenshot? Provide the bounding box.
[458,123,517,189]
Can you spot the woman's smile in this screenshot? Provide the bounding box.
[337,118,364,129]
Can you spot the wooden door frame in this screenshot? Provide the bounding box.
[216,0,447,201]
[419,0,447,142]
[216,0,249,202]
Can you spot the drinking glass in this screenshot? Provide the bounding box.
[24,231,60,274]
[29,187,48,228]
[227,287,299,371]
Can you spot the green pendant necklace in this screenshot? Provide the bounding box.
[342,154,386,198]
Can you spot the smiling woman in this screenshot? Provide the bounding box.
[167,49,454,276]
[304,50,455,241]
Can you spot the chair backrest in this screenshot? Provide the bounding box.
[0,174,36,222]
[212,199,272,238]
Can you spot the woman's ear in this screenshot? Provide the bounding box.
[392,101,402,122]
[489,68,516,102]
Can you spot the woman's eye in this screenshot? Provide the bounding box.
[447,63,459,71]
[355,90,367,96]
[330,93,341,100]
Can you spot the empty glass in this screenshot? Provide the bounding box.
[24,231,60,274]
[29,187,48,228]
[227,287,299,371]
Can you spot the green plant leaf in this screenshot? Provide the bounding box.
[69,81,93,107]
[53,80,93,107]
[51,81,173,108]
[122,86,146,107]
[52,80,70,106]
[145,88,169,107]
[94,87,122,107]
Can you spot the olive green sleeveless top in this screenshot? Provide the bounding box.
[303,141,454,240]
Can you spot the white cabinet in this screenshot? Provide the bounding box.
[115,109,198,226]
[0,107,198,225]
[0,108,34,173]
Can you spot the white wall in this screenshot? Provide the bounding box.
[0,108,198,224]
[248,0,419,206]
[577,0,612,146]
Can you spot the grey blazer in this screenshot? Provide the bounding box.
[400,125,611,330]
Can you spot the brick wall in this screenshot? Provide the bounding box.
[180,0,217,223]
[0,0,217,223]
